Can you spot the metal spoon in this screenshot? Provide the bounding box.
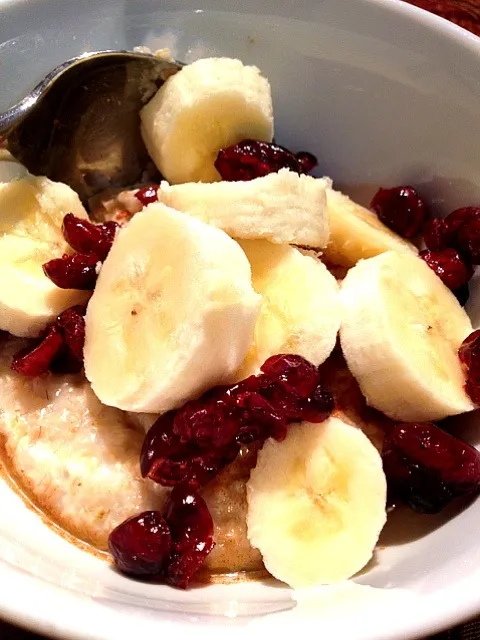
[0,50,182,203]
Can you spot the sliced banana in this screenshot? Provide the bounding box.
[247,416,387,588]
[0,176,90,337]
[157,169,329,247]
[339,250,475,421]
[84,203,262,413]
[322,184,418,267]
[234,240,340,379]
[0,150,29,182]
[140,57,274,184]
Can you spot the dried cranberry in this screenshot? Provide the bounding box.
[62,214,118,261]
[135,184,160,207]
[459,330,480,404]
[215,139,311,181]
[370,186,428,238]
[108,511,171,576]
[163,485,215,588]
[295,151,318,174]
[141,354,334,490]
[56,305,86,361]
[140,411,239,488]
[382,422,480,513]
[11,325,64,376]
[260,353,320,397]
[423,218,450,250]
[43,253,98,290]
[419,249,473,291]
[457,216,480,265]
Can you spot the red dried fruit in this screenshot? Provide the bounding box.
[382,422,480,513]
[214,139,315,181]
[419,248,473,291]
[370,186,428,238]
[62,214,118,261]
[56,305,86,361]
[261,353,320,397]
[295,151,318,174]
[11,325,64,376]
[459,330,480,404]
[423,218,450,250]
[140,411,240,489]
[141,354,333,489]
[108,511,171,576]
[43,252,98,290]
[457,215,480,265]
[135,184,160,207]
[163,485,215,588]
[453,284,470,307]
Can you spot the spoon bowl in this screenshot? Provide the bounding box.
[0,50,181,202]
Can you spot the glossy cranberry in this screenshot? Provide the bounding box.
[382,422,480,513]
[295,151,318,174]
[423,218,450,250]
[62,214,118,261]
[11,325,64,376]
[457,216,480,265]
[260,353,320,397]
[56,305,86,361]
[459,330,480,404]
[163,485,215,588]
[141,355,334,489]
[140,411,239,488]
[108,511,171,576]
[43,253,98,290]
[215,139,312,181]
[135,184,160,207]
[370,186,428,238]
[419,249,473,291]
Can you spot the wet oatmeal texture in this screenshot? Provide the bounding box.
[0,333,390,575]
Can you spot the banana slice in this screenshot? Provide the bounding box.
[0,150,29,182]
[157,169,329,247]
[339,251,475,421]
[322,184,418,267]
[235,240,340,379]
[0,176,90,337]
[247,416,387,588]
[84,203,262,413]
[140,57,273,184]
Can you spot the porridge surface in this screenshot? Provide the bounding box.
[0,334,389,575]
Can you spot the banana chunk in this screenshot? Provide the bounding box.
[235,240,340,379]
[0,176,90,337]
[247,417,387,588]
[84,203,262,413]
[140,57,274,184]
[157,169,329,247]
[339,251,475,421]
[322,184,418,267]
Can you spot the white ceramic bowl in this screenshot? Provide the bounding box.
[2,0,480,638]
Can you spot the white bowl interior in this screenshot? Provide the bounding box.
[1,0,480,638]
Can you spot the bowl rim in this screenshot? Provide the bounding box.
[1,0,480,638]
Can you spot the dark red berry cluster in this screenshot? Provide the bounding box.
[43,213,118,290]
[108,484,214,588]
[111,354,333,585]
[369,187,478,302]
[382,422,480,513]
[140,354,334,489]
[11,305,86,376]
[215,139,318,181]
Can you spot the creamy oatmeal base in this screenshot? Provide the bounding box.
[0,327,390,577]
